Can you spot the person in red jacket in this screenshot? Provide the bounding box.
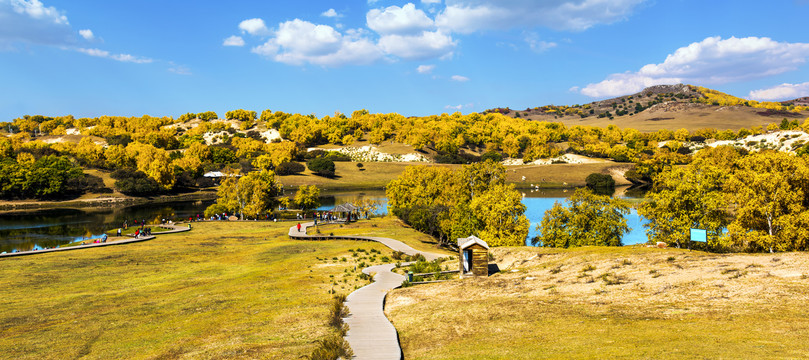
[297,223,301,232]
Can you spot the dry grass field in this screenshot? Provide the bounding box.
[527,104,809,132]
[387,246,809,359]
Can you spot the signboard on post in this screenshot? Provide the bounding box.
[690,228,707,242]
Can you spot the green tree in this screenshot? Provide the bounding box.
[534,188,630,247]
[307,157,335,177]
[295,185,321,214]
[585,173,615,190]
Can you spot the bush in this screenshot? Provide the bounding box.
[307,157,335,177]
[113,170,161,196]
[586,173,615,188]
[480,151,503,163]
[305,149,326,159]
[275,161,305,175]
[325,152,351,162]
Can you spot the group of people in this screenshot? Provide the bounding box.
[209,212,233,221]
[133,227,152,239]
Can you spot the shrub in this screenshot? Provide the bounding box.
[305,149,326,159]
[480,151,503,163]
[307,157,336,177]
[585,173,615,189]
[275,161,305,175]
[325,152,351,162]
[112,170,161,196]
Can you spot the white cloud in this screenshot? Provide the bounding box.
[0,1,157,66]
[417,64,435,74]
[0,0,73,46]
[321,8,339,18]
[239,18,270,36]
[451,75,469,82]
[76,47,153,64]
[445,102,473,110]
[525,33,556,52]
[168,64,192,75]
[580,36,809,98]
[435,0,646,33]
[275,19,341,56]
[223,35,245,47]
[378,30,455,60]
[78,29,93,40]
[10,0,67,24]
[749,82,809,101]
[251,19,384,67]
[367,3,434,35]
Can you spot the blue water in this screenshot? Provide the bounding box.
[320,188,650,246]
[522,197,648,246]
[0,188,649,253]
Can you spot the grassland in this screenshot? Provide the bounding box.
[278,161,628,191]
[0,220,406,359]
[387,246,809,359]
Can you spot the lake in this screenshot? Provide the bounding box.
[0,187,648,253]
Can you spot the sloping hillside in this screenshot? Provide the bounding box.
[488,84,809,131]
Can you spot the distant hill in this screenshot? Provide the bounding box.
[783,97,809,107]
[486,84,809,131]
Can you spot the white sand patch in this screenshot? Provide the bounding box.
[65,128,81,135]
[694,130,809,153]
[259,129,283,143]
[203,131,230,145]
[40,137,64,144]
[503,154,602,166]
[308,145,429,163]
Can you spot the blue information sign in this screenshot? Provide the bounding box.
[690,228,707,242]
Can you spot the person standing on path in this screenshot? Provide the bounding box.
[297,222,301,232]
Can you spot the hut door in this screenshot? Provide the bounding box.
[463,249,472,273]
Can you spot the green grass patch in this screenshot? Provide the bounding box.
[0,221,390,359]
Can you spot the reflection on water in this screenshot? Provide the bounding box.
[0,186,650,253]
[0,200,215,253]
[316,190,389,215]
[522,185,649,246]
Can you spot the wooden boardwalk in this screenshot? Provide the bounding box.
[289,221,443,360]
[0,224,191,258]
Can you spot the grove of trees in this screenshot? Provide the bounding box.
[386,160,529,248]
[641,147,809,252]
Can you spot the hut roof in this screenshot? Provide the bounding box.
[457,235,489,250]
[332,203,358,212]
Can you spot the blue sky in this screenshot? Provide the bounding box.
[1,0,808,121]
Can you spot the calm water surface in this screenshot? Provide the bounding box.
[0,187,648,253]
